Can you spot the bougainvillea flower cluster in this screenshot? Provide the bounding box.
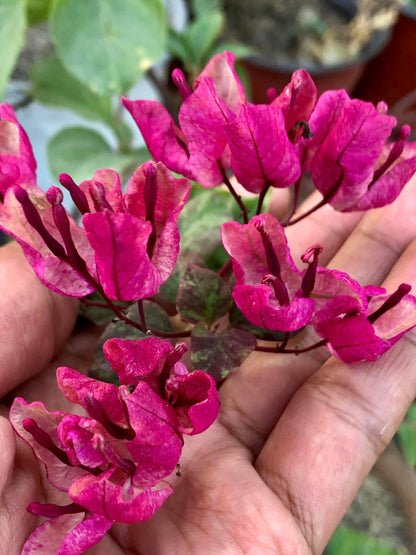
[1,50,416,553]
[10,338,219,552]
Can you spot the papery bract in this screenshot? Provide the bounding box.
[104,337,220,435]
[303,91,416,211]
[21,512,113,555]
[83,161,190,300]
[313,286,416,362]
[225,103,301,192]
[0,103,37,194]
[123,52,245,187]
[271,69,318,136]
[222,214,315,331]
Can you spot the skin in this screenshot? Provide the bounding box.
[0,177,415,555]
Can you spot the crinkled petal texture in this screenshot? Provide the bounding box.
[271,69,317,134]
[69,468,172,524]
[9,399,88,491]
[83,211,157,300]
[124,382,184,483]
[122,98,194,179]
[222,213,314,331]
[195,51,246,113]
[179,77,235,187]
[80,168,125,212]
[103,336,174,386]
[21,512,113,555]
[0,103,37,193]
[166,370,220,435]
[57,367,130,429]
[0,185,96,296]
[313,292,416,363]
[307,92,397,210]
[225,103,301,193]
[125,161,191,282]
[83,161,190,301]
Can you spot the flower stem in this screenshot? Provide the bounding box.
[217,161,248,224]
[256,181,272,215]
[255,338,328,354]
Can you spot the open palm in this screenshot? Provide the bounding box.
[1,178,415,555]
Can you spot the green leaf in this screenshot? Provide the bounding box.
[397,403,416,466]
[158,252,206,305]
[229,301,287,341]
[167,28,190,63]
[0,0,26,100]
[125,301,173,333]
[94,318,146,374]
[50,0,167,95]
[191,323,256,381]
[47,127,133,182]
[211,41,256,60]
[30,56,113,124]
[177,264,232,326]
[26,0,52,25]
[327,527,397,555]
[190,0,221,17]
[179,188,244,264]
[185,11,224,68]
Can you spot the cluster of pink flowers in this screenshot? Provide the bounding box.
[10,338,219,552]
[1,51,416,552]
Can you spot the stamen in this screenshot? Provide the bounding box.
[22,418,71,465]
[172,69,192,100]
[82,393,135,440]
[368,283,412,323]
[143,162,158,258]
[88,181,114,212]
[27,502,85,518]
[370,125,411,185]
[14,186,67,259]
[59,173,90,215]
[300,244,323,298]
[46,186,88,274]
[261,274,290,306]
[267,88,277,103]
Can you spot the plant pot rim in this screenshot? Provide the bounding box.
[244,28,392,76]
[401,4,416,18]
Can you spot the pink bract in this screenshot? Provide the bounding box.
[0,103,37,194]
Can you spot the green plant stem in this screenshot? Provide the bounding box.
[217,161,249,223]
[256,181,271,215]
[255,338,328,354]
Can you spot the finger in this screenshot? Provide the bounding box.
[0,242,79,396]
[255,238,416,553]
[219,176,416,455]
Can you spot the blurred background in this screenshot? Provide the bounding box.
[1,1,415,552]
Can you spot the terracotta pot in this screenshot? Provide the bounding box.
[241,28,392,103]
[353,5,416,131]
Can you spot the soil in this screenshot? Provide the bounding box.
[223,0,396,66]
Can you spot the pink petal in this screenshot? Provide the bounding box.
[179,77,234,187]
[124,382,183,483]
[122,98,194,178]
[80,169,124,212]
[9,398,87,491]
[195,51,246,113]
[166,370,220,435]
[272,69,317,132]
[83,211,161,300]
[21,512,113,555]
[0,186,95,296]
[103,337,173,385]
[226,103,301,193]
[125,161,190,282]
[69,469,173,523]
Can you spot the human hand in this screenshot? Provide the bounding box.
[1,175,415,555]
